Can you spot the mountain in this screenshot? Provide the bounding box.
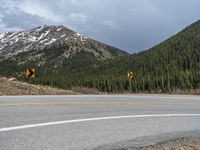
[0,25,128,62]
[80,20,200,93]
[1,20,200,94]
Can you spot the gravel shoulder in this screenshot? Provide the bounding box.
[124,138,200,150]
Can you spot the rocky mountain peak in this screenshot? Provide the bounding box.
[0,25,128,63]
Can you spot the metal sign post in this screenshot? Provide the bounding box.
[127,71,134,92]
[25,68,36,95]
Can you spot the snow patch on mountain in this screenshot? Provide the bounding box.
[0,25,127,63]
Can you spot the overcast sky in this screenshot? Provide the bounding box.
[0,0,200,53]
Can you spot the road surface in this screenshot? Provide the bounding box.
[0,95,200,150]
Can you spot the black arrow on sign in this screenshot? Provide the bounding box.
[28,69,34,78]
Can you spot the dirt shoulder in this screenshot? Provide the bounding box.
[124,138,200,150]
[1,77,200,96]
[0,77,80,95]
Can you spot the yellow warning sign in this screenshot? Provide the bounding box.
[127,71,134,79]
[26,69,35,78]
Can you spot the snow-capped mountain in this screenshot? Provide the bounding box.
[0,25,127,62]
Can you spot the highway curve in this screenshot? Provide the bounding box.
[0,95,200,150]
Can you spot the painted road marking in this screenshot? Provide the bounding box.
[1,114,200,132]
[0,101,200,106]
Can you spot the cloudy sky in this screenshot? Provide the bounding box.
[0,0,200,53]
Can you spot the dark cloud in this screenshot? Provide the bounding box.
[1,13,54,31]
[0,0,200,52]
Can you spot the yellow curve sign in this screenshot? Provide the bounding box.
[127,71,134,79]
[26,69,36,78]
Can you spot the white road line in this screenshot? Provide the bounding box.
[1,114,200,132]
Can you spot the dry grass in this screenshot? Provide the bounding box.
[0,77,79,95]
[71,86,100,94]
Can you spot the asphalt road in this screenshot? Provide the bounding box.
[0,95,200,150]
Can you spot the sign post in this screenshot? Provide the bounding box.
[127,71,134,92]
[25,68,36,95]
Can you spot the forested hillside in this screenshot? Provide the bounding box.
[1,20,200,93]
